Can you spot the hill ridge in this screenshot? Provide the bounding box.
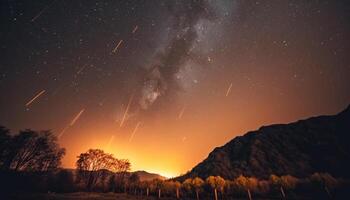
[179,104,350,180]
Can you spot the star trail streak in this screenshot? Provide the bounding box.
[106,135,115,150]
[76,65,86,75]
[119,94,134,128]
[132,25,138,34]
[112,39,123,54]
[25,90,46,107]
[1,0,349,175]
[225,83,232,97]
[70,109,85,126]
[58,109,85,138]
[30,0,57,22]
[129,122,141,142]
[178,106,186,120]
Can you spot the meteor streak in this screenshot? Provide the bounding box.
[58,108,85,138]
[58,125,69,139]
[225,83,233,97]
[76,65,86,74]
[70,109,85,126]
[119,94,134,127]
[132,25,138,34]
[112,39,123,53]
[31,0,57,22]
[106,135,115,150]
[25,90,46,107]
[178,106,186,119]
[129,122,141,142]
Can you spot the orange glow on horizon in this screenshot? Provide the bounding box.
[54,63,347,178]
[59,125,184,177]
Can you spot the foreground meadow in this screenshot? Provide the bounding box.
[7,192,313,200]
[9,193,172,200]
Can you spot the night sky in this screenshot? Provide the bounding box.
[1,0,349,177]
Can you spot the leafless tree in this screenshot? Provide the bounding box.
[0,129,65,172]
[76,149,131,191]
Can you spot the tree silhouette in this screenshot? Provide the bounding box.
[115,159,131,192]
[281,175,298,195]
[183,177,204,200]
[269,174,298,198]
[53,169,75,192]
[0,128,65,172]
[161,180,181,199]
[140,180,151,196]
[162,181,176,197]
[206,176,225,200]
[76,149,130,191]
[0,126,11,169]
[108,174,117,192]
[173,181,181,199]
[257,180,270,195]
[128,173,140,194]
[155,179,164,198]
[235,175,257,200]
[310,172,338,198]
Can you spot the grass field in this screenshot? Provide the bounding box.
[8,193,176,200]
[5,192,288,200]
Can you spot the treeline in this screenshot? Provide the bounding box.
[0,126,132,194]
[2,169,349,199]
[1,126,350,199]
[0,126,65,172]
[69,173,349,199]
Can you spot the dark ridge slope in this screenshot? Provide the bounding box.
[181,105,350,180]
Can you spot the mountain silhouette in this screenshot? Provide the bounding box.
[180,105,350,180]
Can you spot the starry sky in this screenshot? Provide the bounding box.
[1,0,349,177]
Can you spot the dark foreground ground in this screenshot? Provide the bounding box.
[7,193,165,200]
[4,192,315,200]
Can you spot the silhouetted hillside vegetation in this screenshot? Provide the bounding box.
[1,105,350,199]
[180,105,350,180]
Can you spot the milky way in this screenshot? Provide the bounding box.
[0,0,349,174]
[138,0,220,110]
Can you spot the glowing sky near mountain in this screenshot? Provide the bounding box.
[1,0,349,177]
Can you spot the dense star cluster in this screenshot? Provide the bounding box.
[0,0,349,175]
